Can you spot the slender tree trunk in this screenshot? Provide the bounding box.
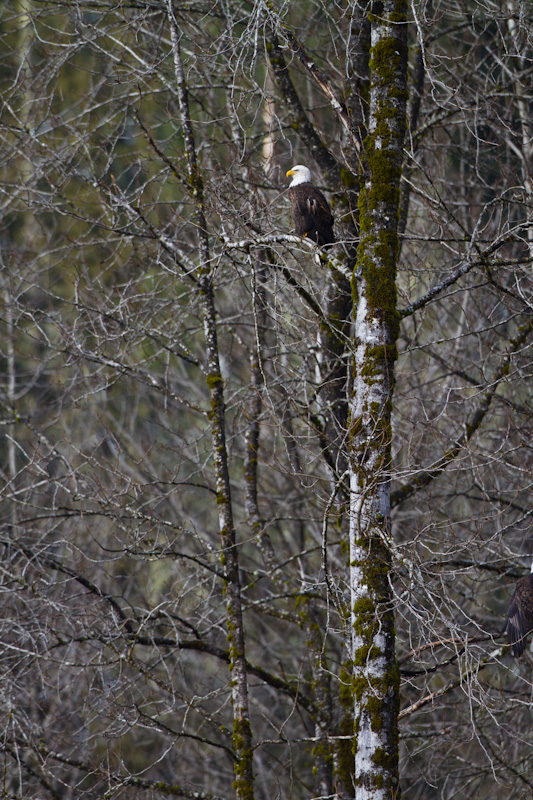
[506,0,533,259]
[3,0,38,520]
[244,255,335,799]
[166,5,254,799]
[348,2,408,798]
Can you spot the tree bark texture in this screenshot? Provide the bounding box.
[348,2,408,798]
[166,5,254,799]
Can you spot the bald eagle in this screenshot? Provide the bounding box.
[286,165,334,247]
[503,564,533,657]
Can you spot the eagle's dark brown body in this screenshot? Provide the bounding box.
[503,573,533,657]
[286,166,334,247]
[288,183,334,246]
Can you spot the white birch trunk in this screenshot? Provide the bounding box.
[348,1,408,797]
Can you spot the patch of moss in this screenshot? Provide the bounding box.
[206,372,223,389]
[232,716,254,800]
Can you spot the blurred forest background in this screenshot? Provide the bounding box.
[1,1,532,799]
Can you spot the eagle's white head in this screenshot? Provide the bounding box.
[286,165,312,187]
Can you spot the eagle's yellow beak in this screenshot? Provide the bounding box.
[286,169,295,177]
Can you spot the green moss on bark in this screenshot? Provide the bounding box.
[232,716,254,800]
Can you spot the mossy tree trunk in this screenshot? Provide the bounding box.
[166,5,254,800]
[348,2,408,798]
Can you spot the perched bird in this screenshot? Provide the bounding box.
[503,562,533,657]
[286,165,334,247]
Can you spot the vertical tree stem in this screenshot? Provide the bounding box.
[166,5,254,799]
[348,1,408,798]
